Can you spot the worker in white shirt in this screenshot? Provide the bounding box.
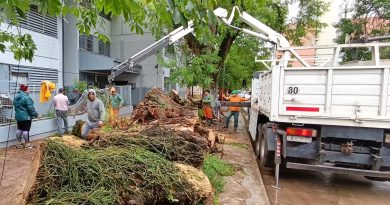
[53,88,69,136]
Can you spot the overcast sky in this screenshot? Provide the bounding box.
[288,2,299,21]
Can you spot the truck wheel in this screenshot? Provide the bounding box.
[254,124,263,157]
[258,124,275,168]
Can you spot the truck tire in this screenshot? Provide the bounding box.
[258,124,275,168]
[255,124,262,157]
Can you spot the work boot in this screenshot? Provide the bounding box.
[223,126,228,129]
[234,127,237,132]
[16,143,24,149]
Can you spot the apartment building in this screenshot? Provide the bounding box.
[0,5,173,113]
[63,10,173,105]
[0,5,62,115]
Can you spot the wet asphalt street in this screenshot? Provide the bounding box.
[260,166,390,205]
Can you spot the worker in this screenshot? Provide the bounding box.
[110,87,124,125]
[14,84,41,149]
[223,90,249,131]
[68,88,81,105]
[81,89,105,139]
[213,94,224,122]
[53,88,69,136]
[203,90,213,126]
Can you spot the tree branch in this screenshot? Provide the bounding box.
[184,33,205,56]
[217,31,239,69]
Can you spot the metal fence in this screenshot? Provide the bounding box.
[68,85,132,116]
[0,93,13,124]
[0,85,132,125]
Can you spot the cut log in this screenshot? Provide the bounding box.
[175,163,212,200]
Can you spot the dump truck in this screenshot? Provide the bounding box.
[225,9,390,183]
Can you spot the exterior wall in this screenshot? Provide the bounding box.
[111,32,161,88]
[79,50,117,70]
[0,64,10,92]
[315,0,343,65]
[110,17,163,90]
[64,13,116,88]
[63,15,80,86]
[0,19,62,118]
[0,24,61,70]
[0,105,133,148]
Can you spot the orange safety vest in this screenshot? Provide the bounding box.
[228,96,248,112]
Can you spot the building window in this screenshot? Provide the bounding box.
[98,40,110,56]
[79,33,93,52]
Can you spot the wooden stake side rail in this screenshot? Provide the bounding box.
[219,101,251,107]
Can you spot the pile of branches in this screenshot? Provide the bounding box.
[168,90,186,106]
[131,88,184,124]
[141,125,209,151]
[87,126,207,167]
[28,140,207,205]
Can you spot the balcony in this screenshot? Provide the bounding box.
[78,50,119,71]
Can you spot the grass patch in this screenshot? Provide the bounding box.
[202,154,235,205]
[226,142,248,149]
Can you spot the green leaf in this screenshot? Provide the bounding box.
[0,44,5,52]
[173,10,182,25]
[15,7,27,19]
[166,0,175,11]
[185,1,194,12]
[179,12,188,28]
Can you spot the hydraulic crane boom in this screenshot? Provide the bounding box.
[213,7,290,48]
[108,21,195,83]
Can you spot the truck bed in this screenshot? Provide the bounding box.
[252,44,390,129]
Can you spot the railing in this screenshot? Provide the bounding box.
[256,42,390,69]
[0,92,13,124]
[68,85,132,116]
[79,50,119,71]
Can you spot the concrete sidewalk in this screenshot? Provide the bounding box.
[0,140,42,205]
[216,112,270,205]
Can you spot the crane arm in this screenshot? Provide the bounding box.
[108,21,195,83]
[213,7,290,48]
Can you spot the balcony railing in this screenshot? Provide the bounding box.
[79,50,119,71]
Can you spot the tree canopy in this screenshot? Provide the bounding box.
[1,0,328,91]
[335,0,390,62]
[164,0,328,91]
